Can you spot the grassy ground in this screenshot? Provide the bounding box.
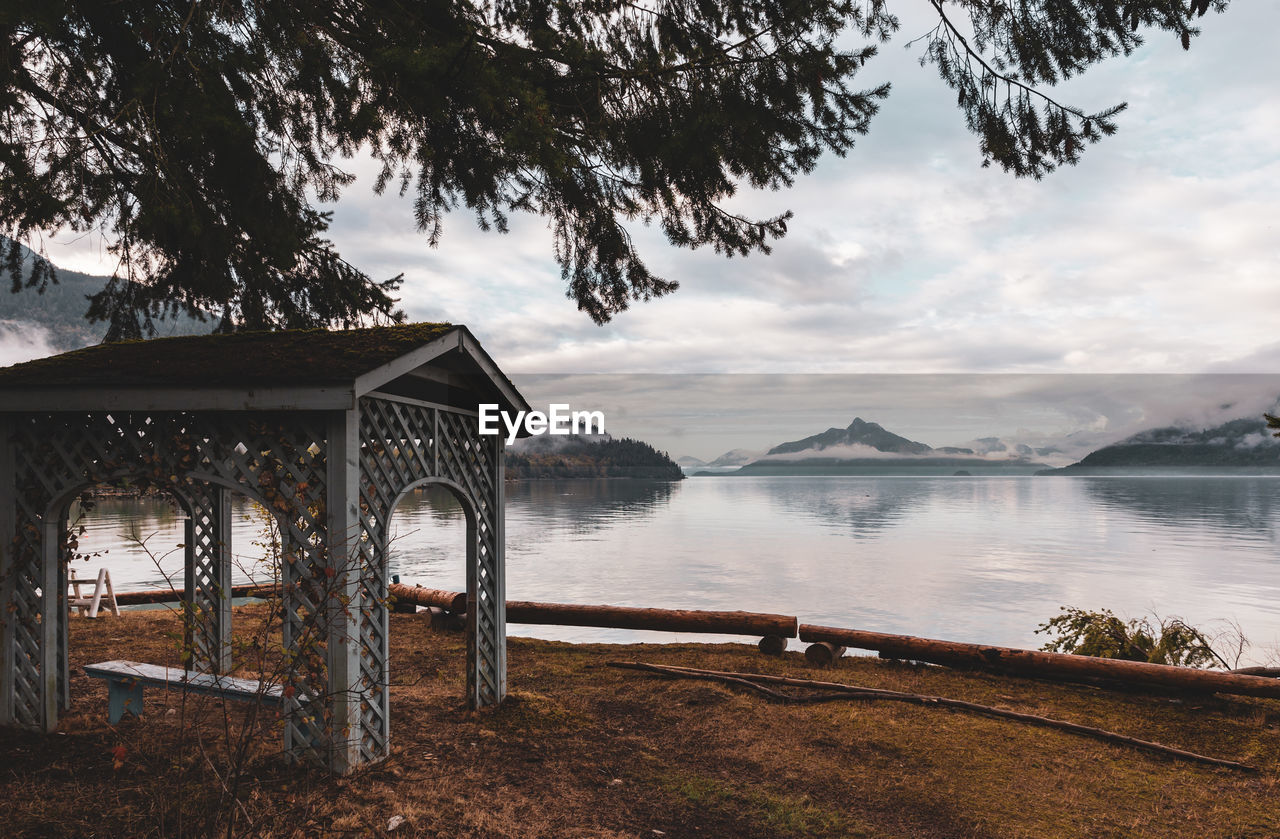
[2,605,1278,838]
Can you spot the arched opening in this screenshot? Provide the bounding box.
[387,480,474,594]
[53,478,296,711]
[64,485,191,595]
[53,481,192,715]
[377,478,480,725]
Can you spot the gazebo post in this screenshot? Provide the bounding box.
[39,515,60,731]
[490,433,508,704]
[465,431,507,709]
[56,507,70,711]
[0,415,14,726]
[323,408,363,774]
[184,485,234,673]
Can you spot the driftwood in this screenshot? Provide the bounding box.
[804,641,846,667]
[506,600,797,637]
[757,635,787,656]
[387,584,468,614]
[608,661,1259,773]
[386,585,796,638]
[114,583,279,606]
[799,624,1280,700]
[1231,667,1280,679]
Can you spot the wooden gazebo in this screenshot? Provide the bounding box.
[0,323,528,773]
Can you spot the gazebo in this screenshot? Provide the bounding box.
[0,323,528,773]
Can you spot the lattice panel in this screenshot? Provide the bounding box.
[184,485,229,673]
[3,411,332,757]
[358,396,506,762]
[9,484,46,728]
[435,410,504,709]
[3,398,507,771]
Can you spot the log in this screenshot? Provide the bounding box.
[387,584,467,614]
[505,600,797,637]
[114,583,279,606]
[804,641,846,667]
[799,624,1280,700]
[420,606,463,631]
[385,584,796,637]
[757,635,787,656]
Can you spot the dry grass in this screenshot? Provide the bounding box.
[2,605,1279,838]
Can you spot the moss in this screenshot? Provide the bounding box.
[659,772,857,837]
[0,322,456,388]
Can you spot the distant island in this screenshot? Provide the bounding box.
[695,418,1051,476]
[1036,417,1280,475]
[505,434,683,481]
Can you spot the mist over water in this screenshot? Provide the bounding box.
[73,476,1280,665]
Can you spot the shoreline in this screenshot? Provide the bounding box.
[3,604,1276,837]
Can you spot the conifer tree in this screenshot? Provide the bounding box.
[0,1,1229,339]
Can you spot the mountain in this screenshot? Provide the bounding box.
[700,417,1051,476]
[707,448,760,467]
[730,456,1049,477]
[1037,416,1280,475]
[1,240,210,351]
[676,455,708,468]
[767,417,931,456]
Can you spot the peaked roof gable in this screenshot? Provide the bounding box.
[0,323,456,388]
[0,323,529,415]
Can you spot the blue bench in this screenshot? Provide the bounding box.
[83,660,286,724]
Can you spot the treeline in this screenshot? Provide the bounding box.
[504,437,683,481]
[2,239,209,348]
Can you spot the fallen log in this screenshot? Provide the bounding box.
[505,600,797,637]
[799,624,1280,700]
[387,583,467,614]
[804,641,846,667]
[757,635,787,656]
[420,606,463,631]
[114,583,279,606]
[608,661,1259,773]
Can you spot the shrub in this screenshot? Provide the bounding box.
[1035,607,1232,669]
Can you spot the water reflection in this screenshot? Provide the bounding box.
[506,478,678,527]
[387,479,679,579]
[68,477,1280,663]
[753,476,939,538]
[1080,477,1280,545]
[76,496,186,542]
[394,485,468,522]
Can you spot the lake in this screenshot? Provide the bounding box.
[73,476,1280,664]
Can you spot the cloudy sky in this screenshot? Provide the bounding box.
[9,3,1279,458]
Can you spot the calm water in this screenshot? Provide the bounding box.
[73,477,1280,663]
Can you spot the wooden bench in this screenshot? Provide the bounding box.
[83,660,286,724]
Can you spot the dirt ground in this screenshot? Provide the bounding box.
[1,605,1278,838]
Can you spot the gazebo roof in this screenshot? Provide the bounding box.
[0,323,529,415]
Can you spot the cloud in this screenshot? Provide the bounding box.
[0,320,57,368]
[509,373,1280,464]
[17,5,1279,380]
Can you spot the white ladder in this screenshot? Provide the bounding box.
[68,568,120,618]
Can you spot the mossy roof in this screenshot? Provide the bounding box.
[0,323,460,388]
